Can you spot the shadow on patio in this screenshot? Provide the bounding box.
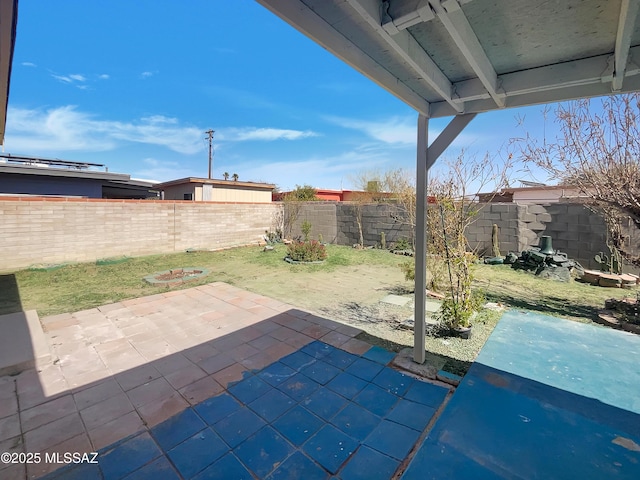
[0,282,452,479]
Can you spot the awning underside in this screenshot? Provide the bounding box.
[257,0,640,117]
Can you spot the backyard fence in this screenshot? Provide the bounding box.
[0,197,279,271]
[290,201,637,272]
[1,197,636,273]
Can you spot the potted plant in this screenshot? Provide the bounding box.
[428,153,506,338]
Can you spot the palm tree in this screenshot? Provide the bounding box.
[232,173,239,181]
[223,172,229,181]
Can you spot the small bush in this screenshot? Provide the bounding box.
[287,240,327,262]
[394,237,410,250]
[436,290,485,328]
[301,220,312,241]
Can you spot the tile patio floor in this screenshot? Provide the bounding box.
[0,282,452,480]
[4,284,638,479]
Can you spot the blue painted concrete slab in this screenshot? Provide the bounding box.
[475,310,640,415]
[403,310,640,480]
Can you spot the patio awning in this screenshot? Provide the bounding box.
[256,0,640,117]
[255,0,640,362]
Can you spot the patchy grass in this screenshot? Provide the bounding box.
[2,245,633,320]
[472,264,634,323]
[0,245,403,316]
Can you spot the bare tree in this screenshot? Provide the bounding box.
[382,168,416,248]
[427,152,511,327]
[514,94,640,266]
[349,171,383,247]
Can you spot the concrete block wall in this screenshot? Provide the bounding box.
[290,202,338,243]
[465,203,522,255]
[336,203,412,247]
[0,198,279,271]
[469,202,612,270]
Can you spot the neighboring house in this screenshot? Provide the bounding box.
[157,177,275,203]
[273,188,436,203]
[273,189,396,202]
[0,155,159,199]
[477,185,585,204]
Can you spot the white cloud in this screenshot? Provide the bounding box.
[4,106,205,155]
[226,143,409,191]
[21,62,37,68]
[326,115,481,148]
[130,157,195,182]
[51,74,74,84]
[220,127,319,142]
[325,115,418,144]
[51,73,87,85]
[140,71,155,78]
[98,74,110,80]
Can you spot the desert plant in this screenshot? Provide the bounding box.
[301,220,312,241]
[223,172,229,181]
[492,224,501,257]
[232,173,239,181]
[286,240,327,262]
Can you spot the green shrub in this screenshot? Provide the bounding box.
[395,237,410,250]
[436,290,485,328]
[301,220,312,241]
[287,240,327,262]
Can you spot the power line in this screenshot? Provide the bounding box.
[205,129,215,179]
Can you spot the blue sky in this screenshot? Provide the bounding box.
[6,0,562,191]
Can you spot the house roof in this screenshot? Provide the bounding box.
[256,0,640,117]
[0,0,17,145]
[155,177,276,190]
[0,162,130,182]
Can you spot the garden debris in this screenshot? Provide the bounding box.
[581,270,639,288]
[427,290,445,300]
[391,249,414,256]
[498,246,584,282]
[595,296,640,334]
[484,302,505,311]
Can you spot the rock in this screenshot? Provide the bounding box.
[536,265,571,282]
[484,257,504,265]
[504,252,518,264]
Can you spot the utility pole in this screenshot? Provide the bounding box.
[205,129,215,179]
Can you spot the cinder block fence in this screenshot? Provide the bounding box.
[0,197,279,271]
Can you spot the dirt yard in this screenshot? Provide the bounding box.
[238,264,417,349]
